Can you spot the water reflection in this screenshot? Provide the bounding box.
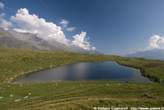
[17,61,151,83]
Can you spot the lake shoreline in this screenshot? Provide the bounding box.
[0,48,163,84]
[115,61,161,83]
[1,48,164,109]
[14,61,152,83]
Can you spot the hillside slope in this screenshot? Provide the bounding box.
[0,48,164,109]
[0,28,96,53]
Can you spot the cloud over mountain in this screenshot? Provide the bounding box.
[11,8,69,45]
[0,6,95,51]
[72,32,95,51]
[149,35,164,49]
[127,35,164,60]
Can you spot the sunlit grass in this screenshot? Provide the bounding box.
[0,81,164,110]
[0,47,164,109]
[1,47,164,83]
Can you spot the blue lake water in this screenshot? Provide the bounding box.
[16,61,151,83]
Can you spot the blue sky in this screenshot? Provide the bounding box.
[1,0,164,55]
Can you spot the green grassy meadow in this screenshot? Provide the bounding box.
[0,47,164,109]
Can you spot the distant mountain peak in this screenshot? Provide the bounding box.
[127,49,164,60]
[0,28,97,54]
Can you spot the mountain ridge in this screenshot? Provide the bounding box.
[0,28,97,54]
[127,49,164,60]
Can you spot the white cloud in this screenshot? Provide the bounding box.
[0,2,4,10]
[60,19,69,28]
[60,19,75,32]
[0,18,12,30]
[0,7,95,51]
[13,28,36,33]
[0,13,12,30]
[0,2,12,30]
[72,32,96,51]
[11,8,69,45]
[66,27,76,32]
[149,35,164,49]
[10,8,95,50]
